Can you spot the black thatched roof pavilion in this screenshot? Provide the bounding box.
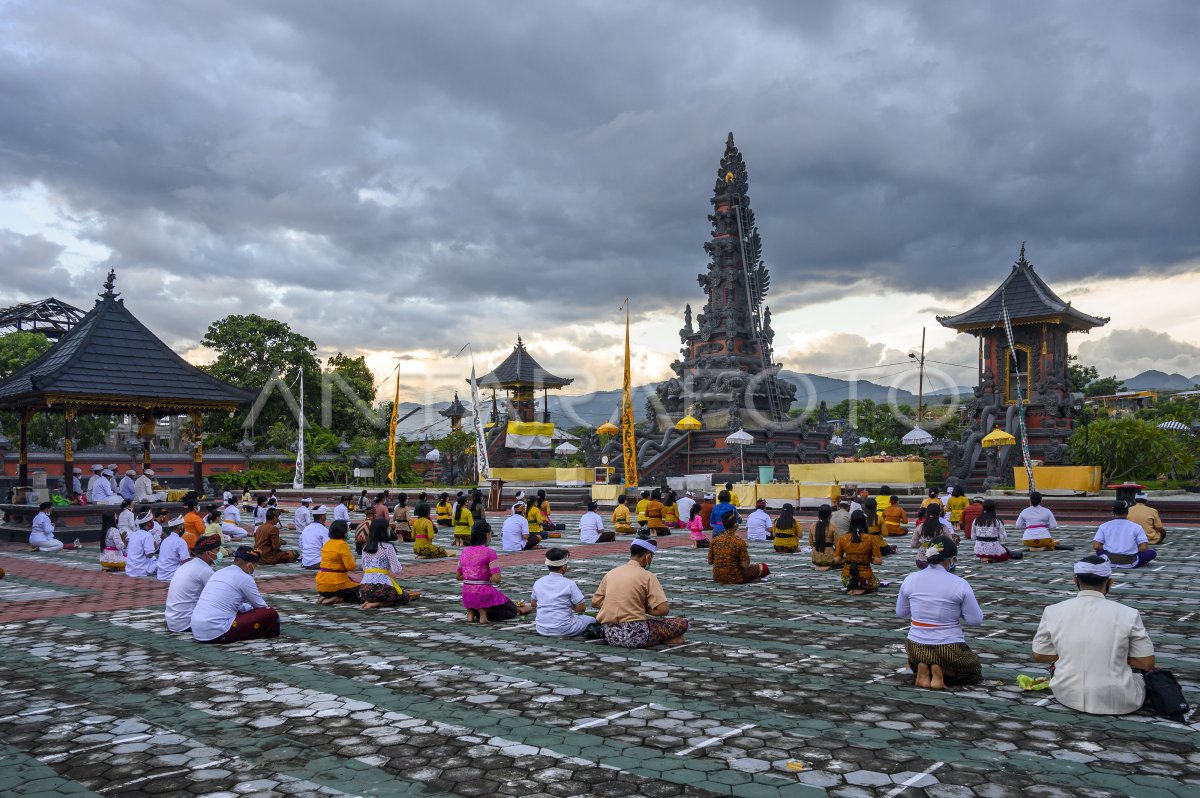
[0,271,255,498]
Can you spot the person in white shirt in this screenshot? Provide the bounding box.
[125,512,159,578]
[86,464,104,500]
[164,533,222,632]
[501,501,538,552]
[896,535,984,689]
[221,499,248,540]
[1015,492,1072,551]
[106,464,119,492]
[90,469,122,504]
[190,547,280,644]
[117,499,136,535]
[578,501,614,544]
[149,507,170,545]
[29,502,64,552]
[333,496,352,523]
[118,469,137,501]
[299,507,330,569]
[1093,502,1157,569]
[70,467,83,498]
[156,516,191,582]
[529,549,596,638]
[1032,555,1156,714]
[134,469,166,502]
[675,493,697,529]
[252,496,269,529]
[746,500,772,542]
[293,497,313,532]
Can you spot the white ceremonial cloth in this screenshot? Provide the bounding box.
[501,514,530,552]
[530,572,591,637]
[333,504,351,523]
[190,566,268,642]
[1015,505,1059,542]
[294,505,313,530]
[164,557,213,632]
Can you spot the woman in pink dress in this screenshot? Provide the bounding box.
[456,520,530,623]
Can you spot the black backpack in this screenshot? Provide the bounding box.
[1143,670,1190,722]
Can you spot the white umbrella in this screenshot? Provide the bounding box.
[724,429,753,481]
[555,441,579,456]
[1157,420,1189,431]
[425,448,441,462]
[901,426,934,446]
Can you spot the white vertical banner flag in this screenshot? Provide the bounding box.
[293,370,306,489]
[470,357,491,480]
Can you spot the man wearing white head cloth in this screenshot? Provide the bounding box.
[1093,501,1157,569]
[501,501,539,552]
[134,469,167,503]
[1031,555,1156,715]
[293,497,313,531]
[86,464,104,500]
[90,469,122,505]
[106,464,119,492]
[592,538,689,648]
[125,512,159,578]
[118,469,138,502]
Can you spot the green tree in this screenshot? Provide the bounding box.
[1084,376,1126,397]
[1068,418,1194,482]
[199,314,321,448]
[0,331,115,449]
[1066,355,1099,394]
[324,352,381,439]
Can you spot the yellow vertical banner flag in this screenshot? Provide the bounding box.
[621,304,638,487]
[386,369,400,483]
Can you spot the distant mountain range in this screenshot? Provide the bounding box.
[1121,370,1200,392]
[394,373,974,439]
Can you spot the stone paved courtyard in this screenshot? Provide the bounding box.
[1,512,1197,798]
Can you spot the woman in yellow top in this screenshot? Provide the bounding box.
[881,494,909,536]
[945,486,969,530]
[611,495,633,534]
[435,493,453,529]
[920,488,942,510]
[635,491,651,532]
[452,499,474,547]
[412,503,448,559]
[662,491,680,527]
[645,490,667,535]
[771,503,800,553]
[525,500,545,537]
[316,520,362,605]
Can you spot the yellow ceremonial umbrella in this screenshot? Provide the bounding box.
[596,421,619,436]
[981,427,1016,448]
[675,415,702,474]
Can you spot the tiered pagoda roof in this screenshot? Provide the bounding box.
[439,393,468,419]
[0,297,85,339]
[474,336,573,389]
[0,272,255,414]
[937,245,1109,333]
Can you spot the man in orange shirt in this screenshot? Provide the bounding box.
[182,498,206,552]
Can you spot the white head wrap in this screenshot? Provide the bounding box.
[631,537,658,555]
[168,515,185,528]
[311,505,328,515]
[136,511,154,526]
[1074,557,1112,578]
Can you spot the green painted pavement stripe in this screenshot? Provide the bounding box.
[275,617,1196,796]
[0,645,457,798]
[50,615,822,798]
[271,594,1199,746]
[0,742,103,797]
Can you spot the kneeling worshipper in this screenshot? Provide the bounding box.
[190,547,281,644]
[299,506,330,569]
[164,533,222,633]
[316,520,362,605]
[834,512,884,595]
[255,509,297,564]
[125,512,160,578]
[593,538,688,648]
[360,518,420,609]
[611,495,634,536]
[90,468,122,505]
[708,511,770,584]
[809,504,836,570]
[1093,501,1157,569]
[457,521,529,623]
[30,501,64,552]
[881,494,908,537]
[411,503,448,559]
[501,500,540,552]
[746,499,772,542]
[452,499,474,547]
[896,535,984,689]
[221,498,249,540]
[911,508,954,568]
[134,468,167,503]
[99,511,126,571]
[1015,491,1072,551]
[1031,555,1157,715]
[579,501,616,544]
[529,548,597,638]
[156,516,191,582]
[971,500,1012,563]
[1127,492,1166,545]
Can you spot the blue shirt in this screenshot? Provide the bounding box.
[711,502,738,534]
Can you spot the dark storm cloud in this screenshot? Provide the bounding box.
[1,0,1198,360]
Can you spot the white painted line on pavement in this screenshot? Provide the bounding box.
[675,723,756,756]
[883,761,945,797]
[570,703,650,731]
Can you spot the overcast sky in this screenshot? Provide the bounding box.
[2,0,1199,407]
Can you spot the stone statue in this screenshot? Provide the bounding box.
[818,401,829,424]
[727,403,743,432]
